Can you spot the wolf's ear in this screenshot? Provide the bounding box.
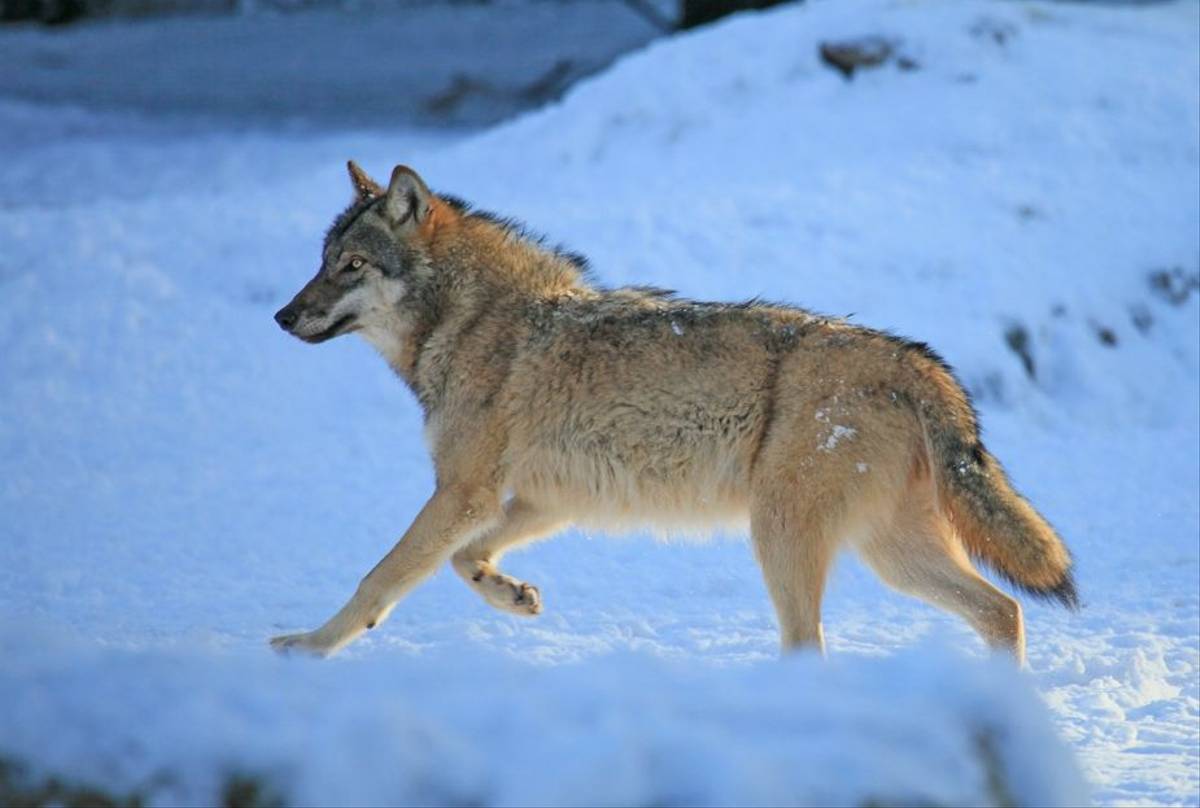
[384,165,432,228]
[347,160,384,201]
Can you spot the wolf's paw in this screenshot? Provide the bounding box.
[478,573,542,617]
[269,631,333,657]
[512,581,542,616]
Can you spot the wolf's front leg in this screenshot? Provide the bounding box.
[270,485,501,657]
[451,498,566,617]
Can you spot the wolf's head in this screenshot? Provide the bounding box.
[274,162,438,349]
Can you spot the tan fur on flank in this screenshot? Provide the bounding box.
[268,162,1078,663]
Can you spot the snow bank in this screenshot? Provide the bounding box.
[416,0,1199,428]
[0,3,658,126]
[0,631,1086,806]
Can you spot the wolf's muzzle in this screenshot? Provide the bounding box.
[274,305,299,331]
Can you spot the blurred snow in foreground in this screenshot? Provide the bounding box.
[1,633,1087,806]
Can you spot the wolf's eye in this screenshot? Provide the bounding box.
[348,256,366,271]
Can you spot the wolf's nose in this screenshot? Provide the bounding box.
[275,306,298,331]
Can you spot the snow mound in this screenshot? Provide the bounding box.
[0,632,1086,807]
[410,0,1199,428]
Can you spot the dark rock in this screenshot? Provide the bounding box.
[819,37,895,80]
[1148,267,1199,306]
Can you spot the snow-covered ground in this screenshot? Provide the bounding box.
[0,2,659,127]
[1,0,1197,805]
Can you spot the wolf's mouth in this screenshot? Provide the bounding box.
[300,314,358,344]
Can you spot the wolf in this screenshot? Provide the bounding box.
[270,161,1078,663]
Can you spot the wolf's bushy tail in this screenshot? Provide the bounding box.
[910,371,1079,610]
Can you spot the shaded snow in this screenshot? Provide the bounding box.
[0,3,659,127]
[0,0,1197,805]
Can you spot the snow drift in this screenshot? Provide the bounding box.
[0,632,1086,806]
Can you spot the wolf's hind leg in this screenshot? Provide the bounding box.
[452,498,565,617]
[858,489,1026,664]
[750,490,842,654]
